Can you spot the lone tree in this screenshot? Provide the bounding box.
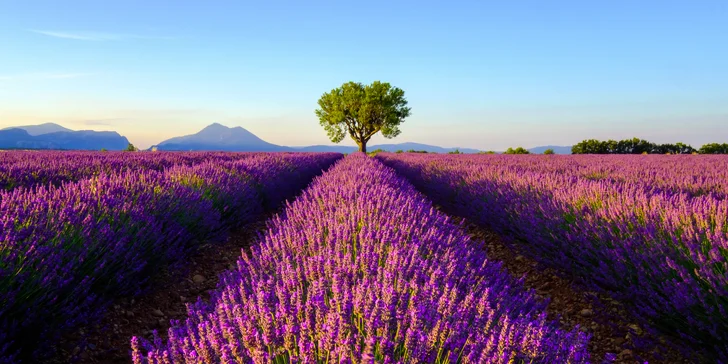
[315,81,411,153]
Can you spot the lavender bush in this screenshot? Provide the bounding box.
[133,154,589,363]
[0,151,267,192]
[377,153,728,360]
[0,152,341,362]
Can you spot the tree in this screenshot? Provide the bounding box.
[124,143,138,152]
[315,81,411,153]
[504,147,530,155]
[699,143,728,154]
[543,148,555,155]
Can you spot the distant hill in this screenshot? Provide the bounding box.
[1,122,73,136]
[0,128,130,150]
[154,124,482,153]
[294,142,480,154]
[528,145,572,154]
[153,123,291,151]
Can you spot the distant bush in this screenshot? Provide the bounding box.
[406,149,428,153]
[366,148,386,157]
[448,149,462,154]
[544,149,555,155]
[698,143,728,154]
[568,138,727,154]
[504,147,530,155]
[478,151,496,154]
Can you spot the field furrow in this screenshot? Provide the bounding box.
[0,152,341,363]
[377,153,727,362]
[132,154,589,363]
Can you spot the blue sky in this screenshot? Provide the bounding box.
[1,0,726,150]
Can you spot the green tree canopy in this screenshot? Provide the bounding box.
[504,147,530,155]
[124,143,138,152]
[543,148,555,155]
[571,138,707,154]
[315,81,411,153]
[698,143,728,154]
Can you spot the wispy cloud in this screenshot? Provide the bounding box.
[29,29,174,41]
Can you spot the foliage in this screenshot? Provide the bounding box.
[504,147,530,154]
[447,148,462,154]
[315,81,411,153]
[698,143,728,154]
[378,153,728,360]
[478,150,497,154]
[544,148,555,155]
[133,155,589,363]
[0,152,342,361]
[366,148,386,157]
[124,143,138,152]
[569,138,722,154]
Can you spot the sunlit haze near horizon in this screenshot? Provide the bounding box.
[1,0,726,150]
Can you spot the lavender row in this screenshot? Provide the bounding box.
[0,151,266,192]
[132,154,589,363]
[433,154,728,200]
[377,153,728,360]
[0,152,342,363]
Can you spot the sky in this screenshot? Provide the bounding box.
[0,0,727,150]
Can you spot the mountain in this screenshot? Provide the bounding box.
[0,128,130,150]
[1,122,72,136]
[368,142,480,154]
[293,145,357,153]
[294,142,480,154]
[528,145,572,154]
[154,123,291,151]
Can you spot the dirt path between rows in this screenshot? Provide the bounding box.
[42,209,694,363]
[458,216,694,363]
[42,217,270,364]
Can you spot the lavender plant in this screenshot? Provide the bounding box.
[133,154,589,363]
[377,153,728,360]
[0,152,341,362]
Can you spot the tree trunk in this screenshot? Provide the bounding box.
[359,141,367,153]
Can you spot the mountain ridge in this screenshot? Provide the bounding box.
[2,122,571,153]
[1,122,73,136]
[0,127,130,150]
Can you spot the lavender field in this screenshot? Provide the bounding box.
[0,151,341,363]
[1,151,726,363]
[378,153,728,362]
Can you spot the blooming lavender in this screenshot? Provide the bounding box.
[0,152,341,363]
[0,151,278,192]
[133,154,589,363]
[377,153,728,360]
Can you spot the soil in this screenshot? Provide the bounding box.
[459,217,695,364]
[42,217,270,364]
[41,210,696,363]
